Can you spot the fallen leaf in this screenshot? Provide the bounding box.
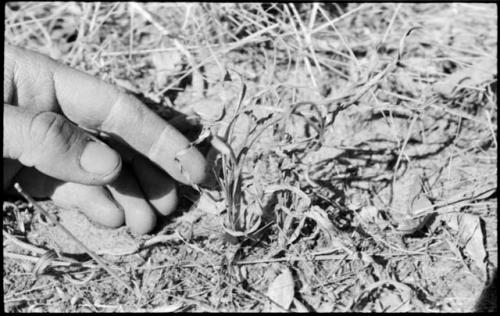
[195,192,225,215]
[396,191,433,235]
[411,193,433,214]
[151,48,184,88]
[292,298,310,313]
[266,267,295,312]
[393,174,434,235]
[446,213,487,279]
[433,58,497,98]
[186,98,226,122]
[378,290,404,312]
[358,205,379,224]
[304,206,337,238]
[396,213,433,236]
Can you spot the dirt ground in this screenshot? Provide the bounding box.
[3,3,497,312]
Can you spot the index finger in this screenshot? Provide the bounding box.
[57,63,209,185]
[7,45,208,185]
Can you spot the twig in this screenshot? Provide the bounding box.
[4,251,97,268]
[3,230,47,255]
[13,183,135,294]
[233,254,345,266]
[381,3,402,43]
[391,114,418,205]
[129,2,170,35]
[311,3,371,34]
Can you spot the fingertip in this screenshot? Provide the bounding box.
[50,183,125,228]
[128,210,157,235]
[107,165,158,235]
[148,182,179,216]
[132,155,178,216]
[183,151,211,185]
[173,147,212,186]
[148,123,211,186]
[145,182,178,217]
[93,203,126,228]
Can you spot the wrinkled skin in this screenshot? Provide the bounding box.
[3,45,209,234]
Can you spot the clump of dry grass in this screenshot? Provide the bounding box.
[4,2,497,312]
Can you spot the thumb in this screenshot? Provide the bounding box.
[3,105,122,185]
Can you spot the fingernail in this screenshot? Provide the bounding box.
[80,141,121,175]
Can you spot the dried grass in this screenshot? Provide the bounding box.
[3,2,497,312]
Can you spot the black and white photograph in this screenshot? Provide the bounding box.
[3,2,497,312]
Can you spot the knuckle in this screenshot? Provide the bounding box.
[30,111,62,141]
[29,112,75,154]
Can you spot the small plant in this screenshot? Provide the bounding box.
[176,70,278,239]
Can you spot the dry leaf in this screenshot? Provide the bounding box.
[358,205,379,224]
[392,174,434,235]
[411,193,433,214]
[433,58,497,98]
[446,213,487,279]
[305,206,353,252]
[304,206,337,238]
[378,291,404,312]
[188,98,226,122]
[151,49,184,88]
[396,214,432,236]
[292,298,310,313]
[195,192,225,215]
[396,193,434,235]
[266,267,295,312]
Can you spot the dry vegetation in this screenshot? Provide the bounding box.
[3,2,497,312]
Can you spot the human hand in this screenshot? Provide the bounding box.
[3,45,209,234]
